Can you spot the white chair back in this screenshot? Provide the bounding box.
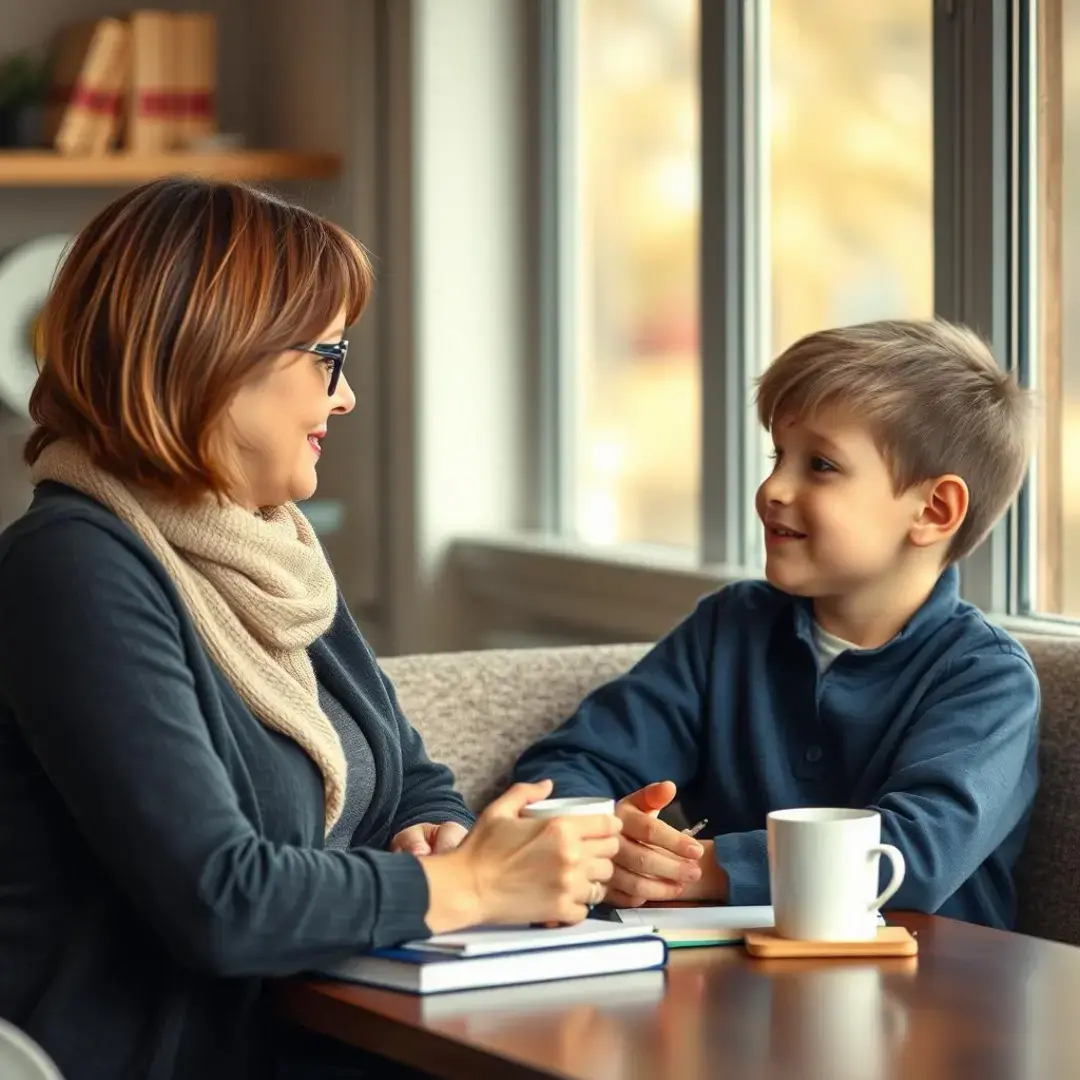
[0,1019,64,1080]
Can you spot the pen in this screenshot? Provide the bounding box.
[683,818,709,838]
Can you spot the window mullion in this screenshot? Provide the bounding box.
[933,0,1016,613]
[700,0,762,567]
[536,0,577,534]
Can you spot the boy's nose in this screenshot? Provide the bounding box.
[760,469,794,505]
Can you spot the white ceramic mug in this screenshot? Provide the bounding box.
[522,797,618,910]
[521,796,616,819]
[767,808,906,941]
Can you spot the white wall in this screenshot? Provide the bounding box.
[379,0,530,654]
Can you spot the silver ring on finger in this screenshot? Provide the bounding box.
[588,880,605,906]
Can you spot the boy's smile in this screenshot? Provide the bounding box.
[762,519,807,546]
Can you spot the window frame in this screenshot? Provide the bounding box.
[1031,0,1065,616]
[699,0,765,569]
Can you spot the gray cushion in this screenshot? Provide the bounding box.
[1015,636,1080,944]
[382,645,647,811]
[383,634,1080,944]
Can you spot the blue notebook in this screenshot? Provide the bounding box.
[318,922,668,995]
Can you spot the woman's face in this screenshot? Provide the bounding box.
[225,308,356,510]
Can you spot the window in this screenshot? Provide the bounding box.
[768,1,934,355]
[555,0,933,560]
[534,0,1074,630]
[559,0,700,550]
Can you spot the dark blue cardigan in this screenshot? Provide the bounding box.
[0,483,473,1080]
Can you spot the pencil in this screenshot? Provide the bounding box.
[683,818,709,838]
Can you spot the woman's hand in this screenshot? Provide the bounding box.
[418,780,622,934]
[390,821,469,856]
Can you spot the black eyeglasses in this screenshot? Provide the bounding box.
[293,338,348,396]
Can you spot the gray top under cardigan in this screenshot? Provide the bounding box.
[0,482,474,1080]
[320,682,377,849]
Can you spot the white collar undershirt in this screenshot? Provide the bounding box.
[812,623,867,671]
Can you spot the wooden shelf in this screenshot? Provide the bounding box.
[0,150,342,187]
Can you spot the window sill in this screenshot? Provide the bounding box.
[451,533,1080,643]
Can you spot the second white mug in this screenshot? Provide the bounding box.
[767,807,905,942]
[521,796,616,819]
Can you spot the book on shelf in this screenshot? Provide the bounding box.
[45,9,219,156]
[52,18,129,155]
[127,10,172,153]
[43,21,96,147]
[173,13,217,149]
[317,920,668,996]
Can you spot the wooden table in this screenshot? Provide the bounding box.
[275,913,1080,1080]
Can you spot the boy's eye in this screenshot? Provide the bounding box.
[810,456,837,473]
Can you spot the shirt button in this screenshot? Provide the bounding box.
[805,746,823,763]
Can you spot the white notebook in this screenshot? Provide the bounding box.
[615,905,885,946]
[404,919,650,957]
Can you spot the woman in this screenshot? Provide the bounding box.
[0,177,620,1080]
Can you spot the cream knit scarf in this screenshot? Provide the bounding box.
[31,439,346,832]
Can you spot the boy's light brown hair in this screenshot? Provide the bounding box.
[755,319,1033,562]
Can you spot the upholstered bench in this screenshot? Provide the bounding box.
[382,636,1080,945]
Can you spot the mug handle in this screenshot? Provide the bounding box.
[867,844,906,912]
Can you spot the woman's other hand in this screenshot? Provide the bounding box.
[390,821,469,856]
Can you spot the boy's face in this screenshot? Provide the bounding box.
[755,410,929,601]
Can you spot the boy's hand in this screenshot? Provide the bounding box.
[676,840,730,902]
[604,781,705,908]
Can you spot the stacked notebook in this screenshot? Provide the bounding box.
[417,969,667,1022]
[319,920,667,996]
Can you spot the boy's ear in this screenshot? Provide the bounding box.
[909,474,968,550]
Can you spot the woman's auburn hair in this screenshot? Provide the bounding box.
[25,176,373,501]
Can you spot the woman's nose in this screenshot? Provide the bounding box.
[330,373,356,415]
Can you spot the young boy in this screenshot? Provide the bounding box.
[513,319,1040,930]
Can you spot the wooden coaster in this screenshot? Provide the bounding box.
[743,926,918,958]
